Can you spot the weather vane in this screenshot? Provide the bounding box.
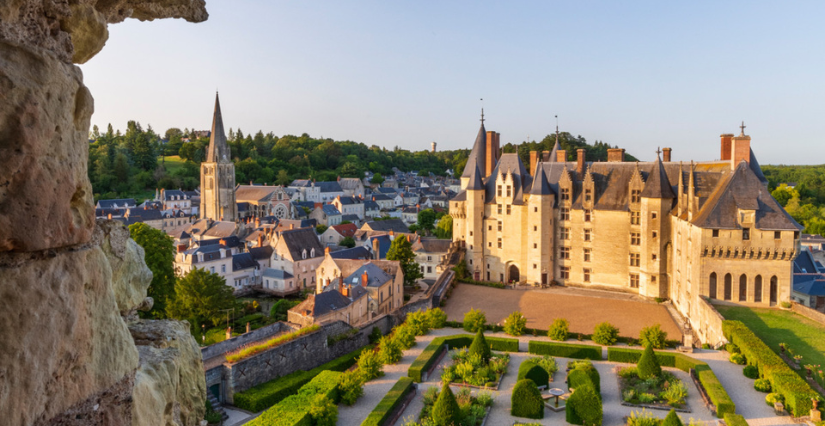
[480,98,485,124]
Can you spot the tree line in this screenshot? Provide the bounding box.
[764,165,825,237]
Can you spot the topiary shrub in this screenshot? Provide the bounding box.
[637,345,662,380]
[729,353,746,365]
[548,318,570,341]
[518,360,550,389]
[725,343,740,354]
[463,308,487,332]
[469,329,492,364]
[592,322,619,346]
[565,383,602,425]
[754,378,772,393]
[504,311,528,336]
[511,379,544,419]
[639,324,668,349]
[766,392,784,406]
[567,364,601,395]
[662,409,683,426]
[743,365,759,379]
[432,383,461,426]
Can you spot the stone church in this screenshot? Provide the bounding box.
[200,93,238,222]
[451,116,802,322]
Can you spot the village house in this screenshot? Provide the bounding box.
[331,195,366,220]
[412,238,452,279]
[268,227,326,293]
[309,204,342,226]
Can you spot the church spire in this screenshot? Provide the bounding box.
[207,92,230,163]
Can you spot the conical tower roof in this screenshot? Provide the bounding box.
[466,162,485,190]
[461,112,487,178]
[207,93,230,163]
[641,152,676,199]
[530,162,553,195]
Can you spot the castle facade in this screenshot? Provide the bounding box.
[451,119,801,322]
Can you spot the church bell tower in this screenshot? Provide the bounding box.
[200,93,237,222]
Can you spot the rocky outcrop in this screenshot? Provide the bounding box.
[0,1,208,425]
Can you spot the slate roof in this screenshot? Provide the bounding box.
[322,204,341,216]
[237,202,250,212]
[311,290,353,317]
[793,278,825,297]
[338,177,363,191]
[263,268,293,279]
[125,208,164,221]
[97,198,136,209]
[183,243,226,263]
[329,246,372,260]
[279,227,324,260]
[364,201,380,210]
[345,262,393,288]
[367,235,392,259]
[376,188,397,195]
[529,159,553,195]
[483,154,531,205]
[640,155,676,199]
[317,181,343,193]
[162,189,188,200]
[363,218,409,233]
[206,93,231,163]
[414,238,452,253]
[461,121,487,178]
[794,249,819,274]
[197,236,244,249]
[232,253,258,271]
[235,185,277,202]
[249,245,274,260]
[341,214,360,222]
[336,196,361,205]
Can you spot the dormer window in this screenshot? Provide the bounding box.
[310,248,315,257]
[302,249,307,259]
[631,190,641,203]
[561,188,570,201]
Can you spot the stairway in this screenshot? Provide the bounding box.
[207,393,229,423]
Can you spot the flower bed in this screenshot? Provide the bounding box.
[226,324,320,363]
[405,386,494,426]
[617,366,688,409]
[408,334,518,383]
[442,347,510,388]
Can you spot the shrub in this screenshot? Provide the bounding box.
[766,393,784,406]
[361,377,414,426]
[528,341,601,360]
[568,364,601,394]
[468,329,492,364]
[357,349,383,381]
[511,379,544,419]
[534,355,559,377]
[246,369,341,426]
[729,353,746,365]
[725,343,740,354]
[565,384,602,426]
[504,311,528,336]
[309,394,337,426]
[637,345,662,380]
[743,365,759,379]
[426,307,448,329]
[626,409,660,426]
[463,308,487,332]
[338,370,364,406]
[723,413,749,426]
[405,311,430,336]
[592,322,619,346]
[639,324,668,349]
[660,381,688,406]
[368,326,383,344]
[378,335,403,365]
[394,325,417,349]
[548,318,570,341]
[662,409,683,426]
[518,360,550,388]
[754,378,772,393]
[695,365,735,417]
[432,383,461,426]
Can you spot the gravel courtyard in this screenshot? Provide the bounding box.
[442,284,683,340]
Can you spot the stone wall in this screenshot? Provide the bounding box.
[0,1,208,425]
[200,321,294,361]
[689,296,727,347]
[791,302,825,325]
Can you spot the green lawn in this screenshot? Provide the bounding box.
[159,155,186,173]
[715,305,825,377]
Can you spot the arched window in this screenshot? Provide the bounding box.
[770,276,778,305]
[754,275,763,303]
[709,272,717,299]
[739,274,747,302]
[724,273,732,300]
[310,248,315,258]
[302,249,307,260]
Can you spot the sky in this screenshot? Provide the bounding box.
[81,1,825,164]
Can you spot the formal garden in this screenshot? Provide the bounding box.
[225,305,824,426]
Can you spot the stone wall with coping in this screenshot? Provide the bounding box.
[690,297,727,347]
[200,321,295,361]
[791,302,825,325]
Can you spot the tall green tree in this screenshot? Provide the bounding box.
[435,215,453,239]
[128,223,176,318]
[417,208,437,233]
[167,268,236,328]
[386,235,423,286]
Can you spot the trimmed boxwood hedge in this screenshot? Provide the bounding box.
[234,345,370,412]
[528,341,601,360]
[246,370,341,426]
[723,320,819,417]
[606,347,735,417]
[518,360,549,388]
[723,413,749,426]
[511,379,544,419]
[408,334,519,382]
[360,377,414,426]
[565,383,602,426]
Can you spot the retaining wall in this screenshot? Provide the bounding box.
[200,321,295,361]
[690,297,727,347]
[791,302,825,325]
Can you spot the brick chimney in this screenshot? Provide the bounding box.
[529,151,538,174]
[576,149,586,176]
[372,238,380,260]
[177,244,187,253]
[219,238,227,246]
[338,277,344,294]
[542,150,551,162]
[226,327,232,340]
[361,271,368,287]
[556,150,567,163]
[485,131,500,177]
[257,234,264,247]
[389,229,395,240]
[324,246,330,255]
[290,224,294,230]
[731,135,751,169]
[607,148,625,162]
[720,134,734,161]
[107,213,112,220]
[662,148,672,162]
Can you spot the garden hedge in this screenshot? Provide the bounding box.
[528,341,601,360]
[567,365,601,395]
[246,370,341,426]
[511,379,544,419]
[408,334,519,382]
[565,383,602,426]
[723,413,749,426]
[234,345,370,412]
[722,320,818,416]
[606,347,735,417]
[517,360,549,388]
[360,377,414,426]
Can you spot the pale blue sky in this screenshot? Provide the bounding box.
[81,1,825,164]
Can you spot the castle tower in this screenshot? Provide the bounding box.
[464,163,485,279]
[639,151,676,299]
[200,93,237,222]
[527,160,555,285]
[460,112,488,189]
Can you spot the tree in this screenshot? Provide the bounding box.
[128,223,176,318]
[340,236,356,248]
[371,173,384,185]
[276,169,291,186]
[269,299,295,321]
[167,268,236,328]
[316,224,328,234]
[417,208,437,232]
[386,235,423,286]
[435,215,452,239]
[432,383,461,426]
[469,329,491,363]
[662,409,684,426]
[771,184,798,207]
[637,344,662,379]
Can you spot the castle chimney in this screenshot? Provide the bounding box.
[720,134,734,161]
[662,148,672,162]
[731,135,751,169]
[556,150,567,163]
[324,246,330,256]
[485,131,500,177]
[257,234,264,247]
[372,238,380,260]
[607,148,625,162]
[339,277,344,294]
[290,224,294,230]
[361,271,368,287]
[576,149,586,176]
[337,176,341,181]
[107,213,112,220]
[529,151,538,174]
[542,150,551,162]
[177,244,187,253]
